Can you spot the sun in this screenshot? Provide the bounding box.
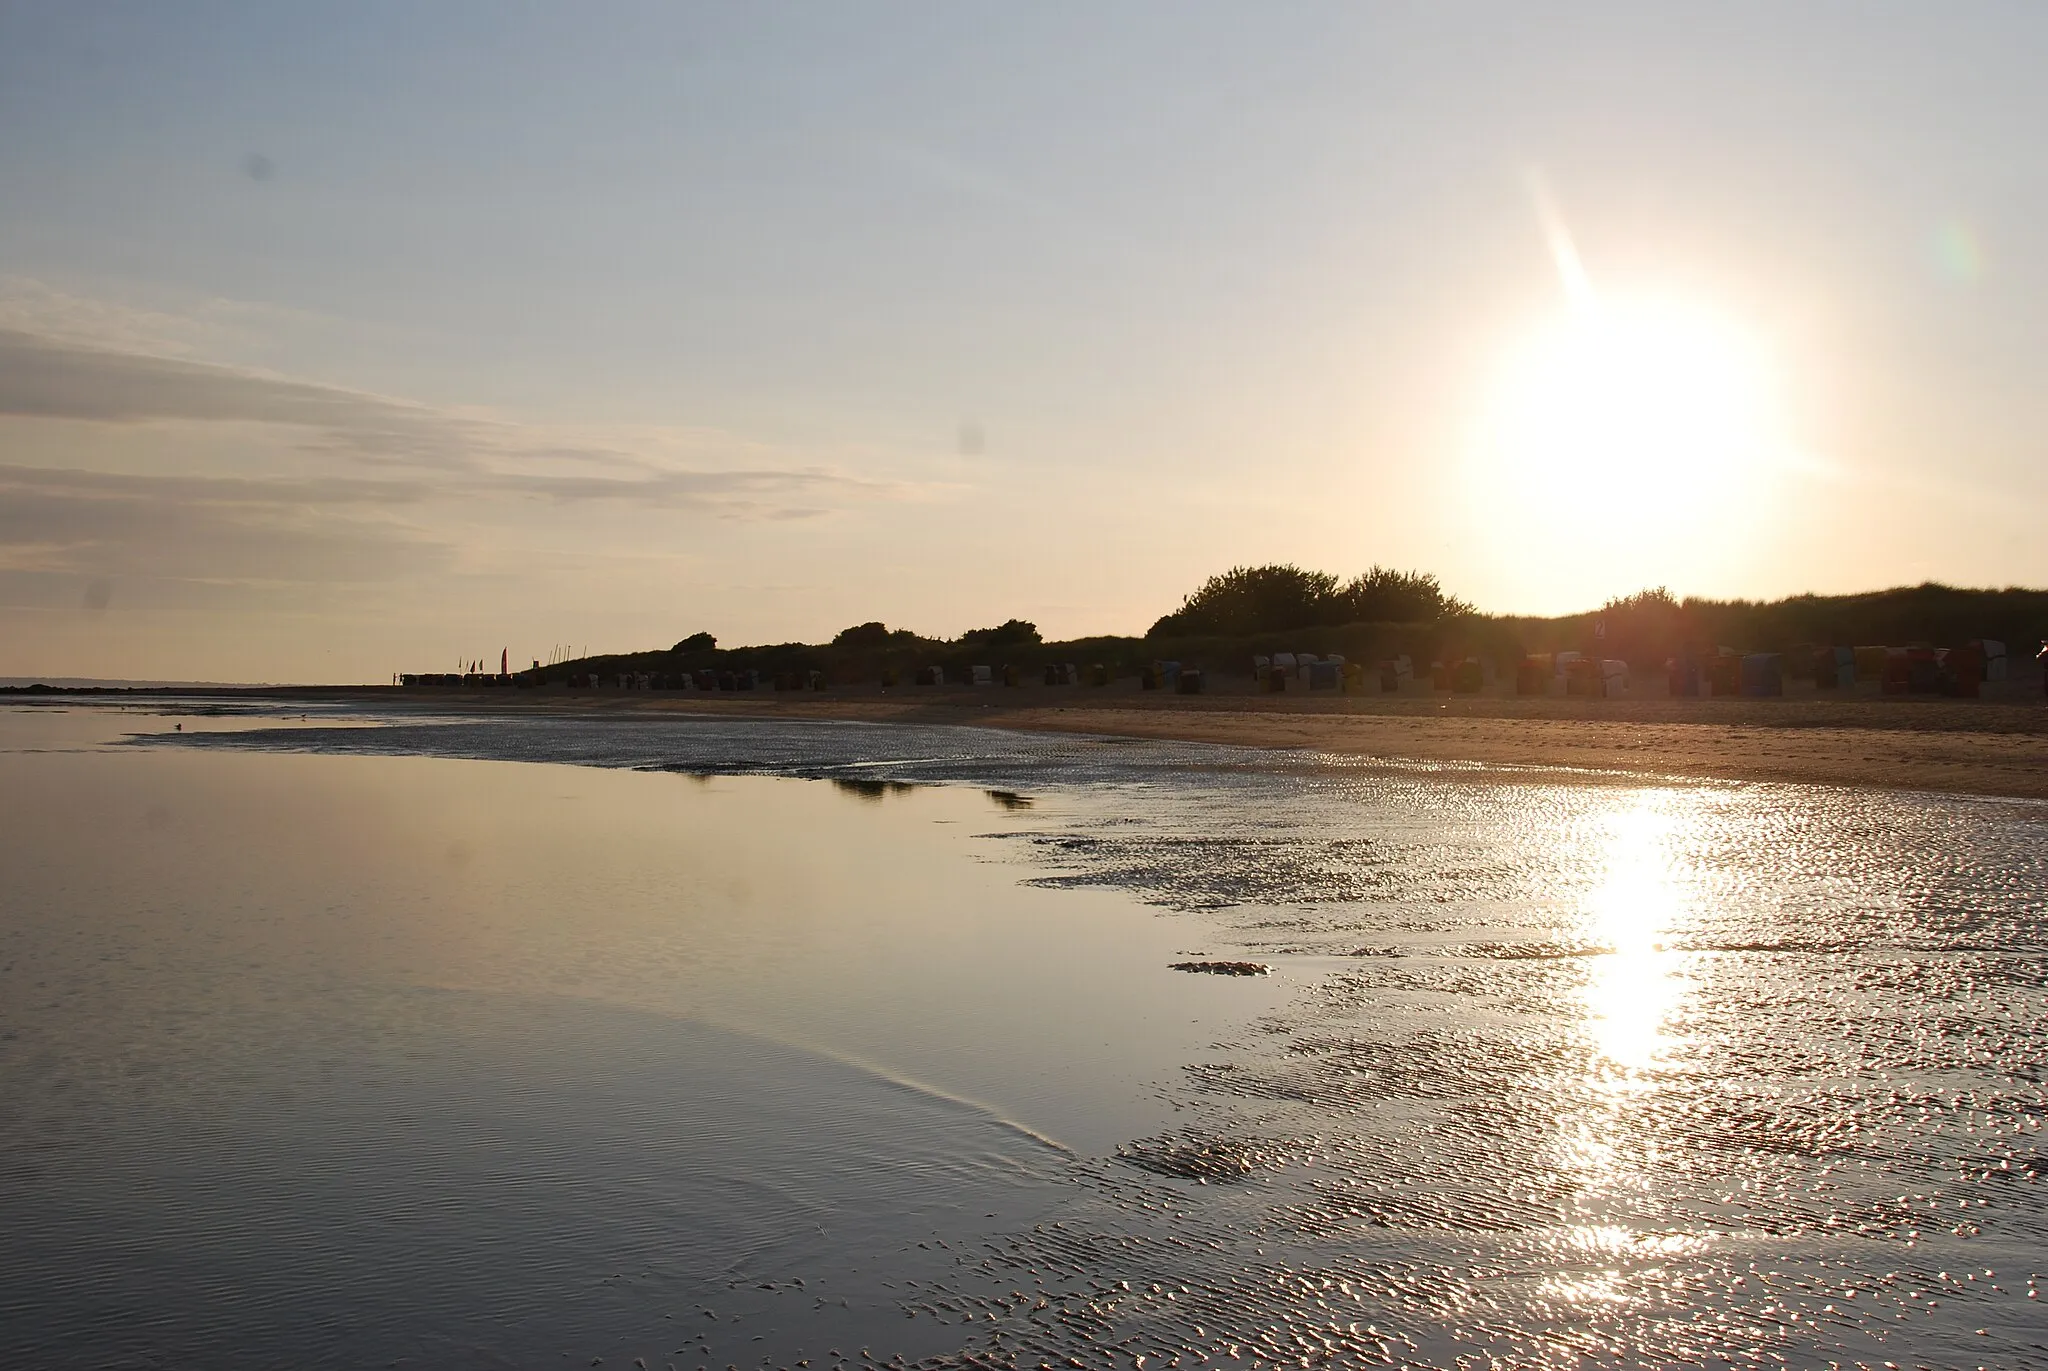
[1464,291,1792,606]
[1481,296,1781,527]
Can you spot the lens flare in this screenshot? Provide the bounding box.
[1932,218,1985,285]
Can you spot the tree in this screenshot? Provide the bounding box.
[959,618,1041,646]
[1150,565,1341,637]
[1595,587,1689,665]
[1602,587,1679,615]
[831,621,895,649]
[1150,564,1472,636]
[1338,567,1473,623]
[672,632,716,653]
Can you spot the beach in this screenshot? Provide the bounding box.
[10,699,2048,1367]
[213,681,2048,799]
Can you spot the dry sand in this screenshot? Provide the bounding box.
[264,680,2048,800]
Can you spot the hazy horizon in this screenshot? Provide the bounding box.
[6,3,2045,682]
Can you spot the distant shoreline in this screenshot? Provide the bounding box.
[17,678,2048,801]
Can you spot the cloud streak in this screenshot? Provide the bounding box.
[0,327,446,431]
[0,305,944,636]
[0,482,447,587]
[0,458,884,591]
[0,460,884,513]
[0,463,428,508]
[0,326,919,513]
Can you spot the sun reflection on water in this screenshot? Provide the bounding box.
[1580,799,1691,1080]
[1546,796,1705,1311]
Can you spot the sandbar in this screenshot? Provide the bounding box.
[160,681,2048,801]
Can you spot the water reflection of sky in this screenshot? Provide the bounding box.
[17,703,2044,1369]
[3,704,1294,1368]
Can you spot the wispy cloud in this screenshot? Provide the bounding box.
[0,275,269,356]
[0,478,448,587]
[0,327,469,462]
[0,453,890,516]
[476,465,889,510]
[0,324,923,510]
[0,463,428,508]
[0,454,892,591]
[0,285,947,630]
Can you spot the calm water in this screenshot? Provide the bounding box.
[3,701,2045,1369]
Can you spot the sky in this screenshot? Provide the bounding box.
[3,2,2045,682]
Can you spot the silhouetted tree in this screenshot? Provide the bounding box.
[1149,565,1340,636]
[831,621,895,649]
[1150,563,1467,636]
[1593,587,1691,665]
[672,632,716,653]
[1338,567,1473,623]
[959,618,1041,646]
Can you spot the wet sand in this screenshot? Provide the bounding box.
[20,703,2048,1365]
[222,681,2048,799]
[128,707,2048,1366]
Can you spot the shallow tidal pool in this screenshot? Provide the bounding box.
[3,701,2045,1369]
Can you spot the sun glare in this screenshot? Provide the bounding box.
[1466,294,1791,603]
[1580,801,1687,1079]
